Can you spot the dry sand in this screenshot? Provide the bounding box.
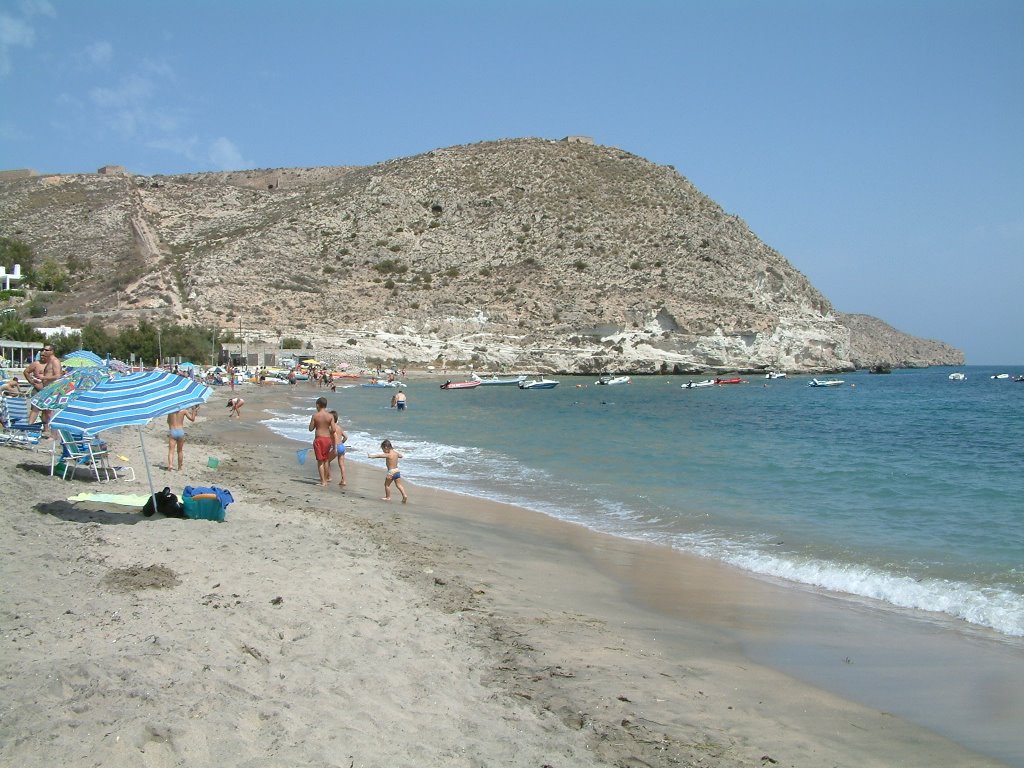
[0,386,1012,767]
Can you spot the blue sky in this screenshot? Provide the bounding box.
[1,0,1021,364]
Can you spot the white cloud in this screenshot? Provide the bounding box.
[20,1,55,17]
[0,0,54,76]
[208,137,250,171]
[85,40,112,66]
[0,14,35,76]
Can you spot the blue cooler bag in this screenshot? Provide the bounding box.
[182,486,234,522]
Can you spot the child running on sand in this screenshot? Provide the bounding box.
[329,409,348,487]
[367,439,408,503]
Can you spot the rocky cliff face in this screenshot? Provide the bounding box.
[838,313,964,368]
[0,138,961,372]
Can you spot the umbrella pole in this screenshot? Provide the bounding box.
[137,424,159,512]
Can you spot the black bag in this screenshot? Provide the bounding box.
[141,487,186,518]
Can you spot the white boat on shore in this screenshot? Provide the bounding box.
[518,378,559,390]
[471,373,527,386]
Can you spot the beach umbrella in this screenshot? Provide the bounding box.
[29,365,120,413]
[49,371,214,510]
[62,350,106,368]
[176,361,196,370]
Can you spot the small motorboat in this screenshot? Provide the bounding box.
[948,372,967,381]
[596,375,631,385]
[471,373,527,386]
[808,378,845,387]
[713,377,746,385]
[991,373,1010,379]
[361,380,405,388]
[765,371,787,379]
[681,379,715,389]
[518,378,559,390]
[440,380,481,390]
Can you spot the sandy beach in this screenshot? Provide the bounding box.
[0,385,1015,768]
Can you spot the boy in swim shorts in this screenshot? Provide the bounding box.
[367,439,408,503]
[166,406,198,471]
[308,396,336,487]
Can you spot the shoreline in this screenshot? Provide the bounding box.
[1,384,1019,767]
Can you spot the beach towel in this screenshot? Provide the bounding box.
[68,492,152,506]
[183,485,235,507]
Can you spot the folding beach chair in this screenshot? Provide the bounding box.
[50,428,114,482]
[0,394,42,447]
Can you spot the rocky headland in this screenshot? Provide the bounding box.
[0,138,962,372]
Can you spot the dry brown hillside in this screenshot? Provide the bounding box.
[0,138,961,372]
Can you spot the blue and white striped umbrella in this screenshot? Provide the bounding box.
[50,371,214,510]
[62,349,106,368]
[50,370,212,434]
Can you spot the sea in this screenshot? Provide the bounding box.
[263,365,1024,640]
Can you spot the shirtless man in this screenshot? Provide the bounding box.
[307,396,335,487]
[24,345,62,435]
[166,406,198,471]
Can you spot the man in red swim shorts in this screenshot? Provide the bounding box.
[308,396,336,487]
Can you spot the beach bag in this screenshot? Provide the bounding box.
[182,485,234,522]
[141,487,185,518]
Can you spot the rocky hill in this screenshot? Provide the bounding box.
[838,313,963,368]
[0,138,961,373]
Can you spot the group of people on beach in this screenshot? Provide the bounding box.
[308,396,407,502]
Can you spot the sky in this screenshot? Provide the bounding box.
[1,0,1021,364]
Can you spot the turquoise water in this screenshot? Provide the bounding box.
[265,366,1024,637]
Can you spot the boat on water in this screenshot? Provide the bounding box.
[948,372,967,381]
[808,378,845,387]
[596,375,631,385]
[991,373,1010,379]
[681,379,715,389]
[765,371,787,379]
[518,378,559,390]
[440,380,481,390]
[361,380,404,388]
[471,372,527,386]
[713,377,746,385]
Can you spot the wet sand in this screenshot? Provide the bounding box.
[1,384,1018,767]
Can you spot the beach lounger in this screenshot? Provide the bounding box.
[0,394,43,447]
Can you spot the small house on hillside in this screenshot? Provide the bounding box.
[97,165,128,175]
